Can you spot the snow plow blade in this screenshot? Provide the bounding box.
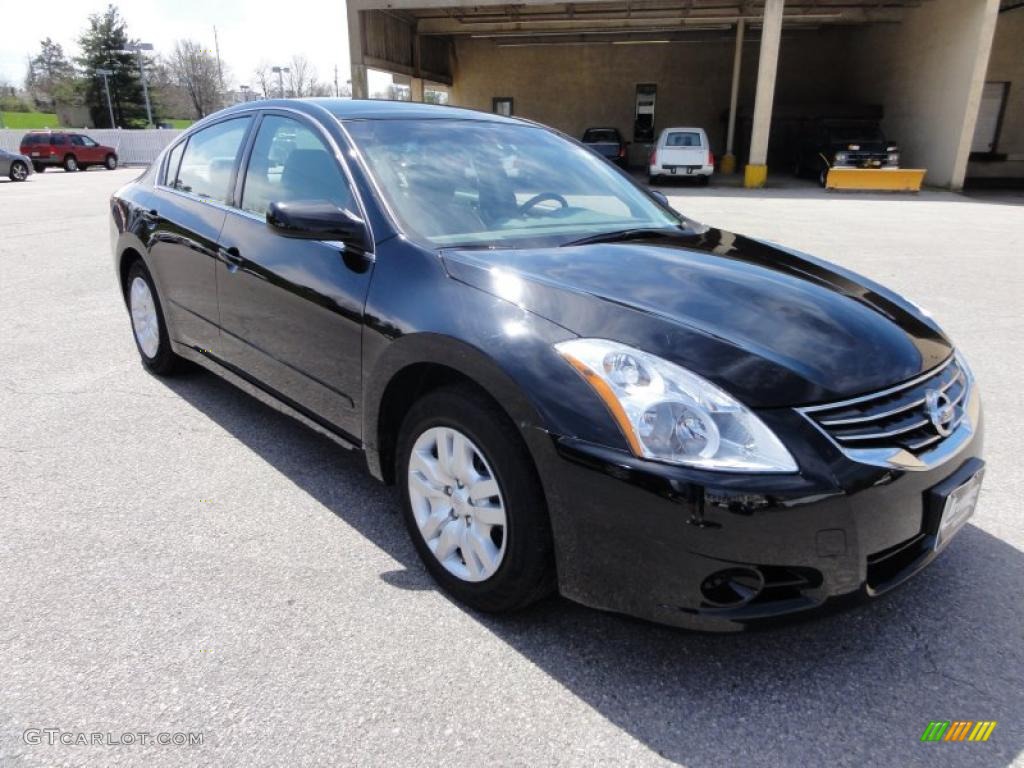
[826,168,926,191]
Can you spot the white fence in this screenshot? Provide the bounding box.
[0,128,183,165]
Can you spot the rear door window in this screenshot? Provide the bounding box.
[665,132,702,147]
[174,117,252,203]
[51,134,67,146]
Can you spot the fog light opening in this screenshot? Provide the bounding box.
[700,567,765,608]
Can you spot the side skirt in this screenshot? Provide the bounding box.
[172,340,361,453]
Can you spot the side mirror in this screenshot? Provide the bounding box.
[267,199,368,252]
[649,189,669,207]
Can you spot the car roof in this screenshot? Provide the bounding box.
[660,127,706,134]
[208,97,524,126]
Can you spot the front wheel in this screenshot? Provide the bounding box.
[397,386,555,613]
[125,260,181,375]
[105,154,118,170]
[9,161,28,181]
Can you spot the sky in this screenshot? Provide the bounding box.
[0,0,355,93]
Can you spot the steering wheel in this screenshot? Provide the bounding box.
[518,192,569,216]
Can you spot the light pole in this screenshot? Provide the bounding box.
[117,43,154,126]
[271,66,290,98]
[96,68,116,128]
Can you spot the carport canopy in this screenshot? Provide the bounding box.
[347,0,1003,189]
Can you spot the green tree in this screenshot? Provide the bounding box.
[76,5,148,127]
[27,38,82,111]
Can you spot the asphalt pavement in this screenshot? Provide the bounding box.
[1,167,1022,767]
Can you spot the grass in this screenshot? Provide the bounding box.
[1,111,61,129]
[166,119,193,129]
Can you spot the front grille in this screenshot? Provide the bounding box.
[801,356,969,458]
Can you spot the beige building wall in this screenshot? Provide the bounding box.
[967,8,1024,181]
[449,28,856,156]
[848,0,1000,188]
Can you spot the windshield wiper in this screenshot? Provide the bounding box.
[559,226,685,248]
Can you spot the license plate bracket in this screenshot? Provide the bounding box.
[925,459,985,551]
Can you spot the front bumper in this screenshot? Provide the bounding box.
[527,403,984,632]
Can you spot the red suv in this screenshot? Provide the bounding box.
[19,131,119,173]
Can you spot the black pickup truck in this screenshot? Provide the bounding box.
[794,119,901,186]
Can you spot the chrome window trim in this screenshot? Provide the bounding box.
[796,354,978,472]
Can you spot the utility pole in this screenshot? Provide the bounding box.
[334,65,339,97]
[213,26,225,94]
[96,68,116,128]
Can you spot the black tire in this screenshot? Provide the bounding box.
[63,154,79,172]
[647,174,657,186]
[819,166,829,188]
[396,385,556,613]
[9,160,29,182]
[33,163,45,173]
[699,174,710,187]
[124,260,181,376]
[105,154,118,170]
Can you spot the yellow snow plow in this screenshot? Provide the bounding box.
[825,167,926,192]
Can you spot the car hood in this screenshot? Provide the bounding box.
[441,227,952,407]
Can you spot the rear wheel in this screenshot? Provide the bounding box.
[63,154,79,172]
[698,174,710,187]
[819,165,829,188]
[105,154,118,170]
[33,163,45,173]
[9,161,28,182]
[397,385,555,613]
[125,260,181,376]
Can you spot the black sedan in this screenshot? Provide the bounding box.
[110,99,983,631]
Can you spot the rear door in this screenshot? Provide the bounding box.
[215,111,373,438]
[146,115,253,350]
[660,130,705,171]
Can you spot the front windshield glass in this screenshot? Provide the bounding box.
[828,126,886,144]
[345,118,680,249]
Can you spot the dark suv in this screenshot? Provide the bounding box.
[19,131,119,173]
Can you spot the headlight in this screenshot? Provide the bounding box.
[555,339,798,472]
[833,151,849,164]
[887,151,900,165]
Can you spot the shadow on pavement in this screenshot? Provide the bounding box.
[160,367,1023,768]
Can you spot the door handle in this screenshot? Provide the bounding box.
[219,246,243,270]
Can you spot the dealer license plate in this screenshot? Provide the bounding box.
[936,470,983,549]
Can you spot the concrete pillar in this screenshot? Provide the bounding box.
[744,0,784,188]
[721,19,745,175]
[411,77,425,102]
[347,1,369,99]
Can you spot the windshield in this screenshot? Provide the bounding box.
[345,118,679,249]
[582,129,619,143]
[827,125,886,144]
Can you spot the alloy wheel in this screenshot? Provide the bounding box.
[11,162,28,181]
[129,276,160,358]
[407,426,507,582]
